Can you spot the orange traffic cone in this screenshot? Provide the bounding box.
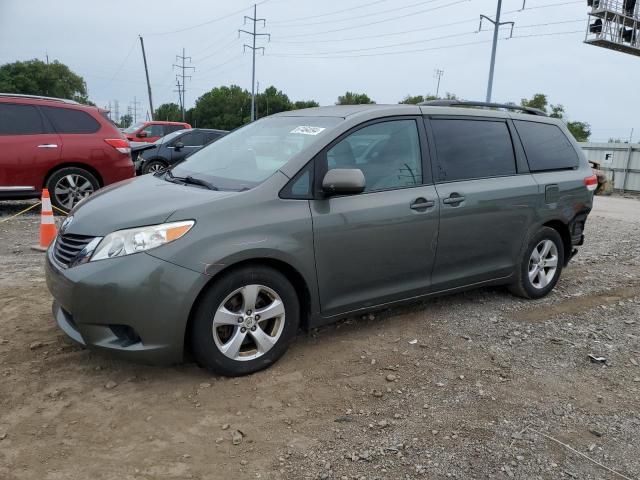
[31,189,57,252]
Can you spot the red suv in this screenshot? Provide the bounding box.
[123,120,191,143]
[0,94,135,212]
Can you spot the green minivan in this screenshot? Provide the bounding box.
[45,101,596,376]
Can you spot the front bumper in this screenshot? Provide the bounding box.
[45,245,208,364]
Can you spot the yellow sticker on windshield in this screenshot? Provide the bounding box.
[290,126,326,135]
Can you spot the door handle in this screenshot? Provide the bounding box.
[442,194,465,205]
[410,197,435,211]
[37,144,58,148]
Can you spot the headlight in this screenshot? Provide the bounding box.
[90,220,194,261]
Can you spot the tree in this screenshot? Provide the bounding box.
[293,100,320,109]
[190,85,251,130]
[155,103,182,122]
[520,93,591,142]
[336,91,375,105]
[0,59,90,104]
[399,92,457,104]
[119,114,133,129]
[256,86,292,119]
[566,122,591,142]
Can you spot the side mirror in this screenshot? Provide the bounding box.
[174,142,184,151]
[137,131,147,138]
[322,168,365,196]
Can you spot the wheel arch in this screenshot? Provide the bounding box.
[542,219,571,265]
[43,162,104,188]
[183,257,314,356]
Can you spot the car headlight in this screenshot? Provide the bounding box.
[90,220,194,261]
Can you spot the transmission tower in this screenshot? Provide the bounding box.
[479,0,515,102]
[173,48,194,121]
[130,96,141,123]
[239,4,270,122]
[113,100,120,125]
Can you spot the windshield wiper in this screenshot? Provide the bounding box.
[183,175,219,191]
[163,171,218,190]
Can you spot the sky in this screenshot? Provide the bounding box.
[1,0,639,142]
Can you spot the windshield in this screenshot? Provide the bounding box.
[124,121,145,134]
[154,130,186,145]
[171,116,341,191]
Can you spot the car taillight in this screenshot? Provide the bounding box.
[584,174,598,191]
[104,138,131,155]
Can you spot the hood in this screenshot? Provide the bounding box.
[65,174,236,236]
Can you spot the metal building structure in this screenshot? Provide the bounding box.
[580,142,640,192]
[585,0,640,56]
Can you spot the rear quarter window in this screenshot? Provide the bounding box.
[41,106,100,134]
[514,120,579,171]
[0,103,46,135]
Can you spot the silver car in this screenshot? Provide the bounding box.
[45,102,596,376]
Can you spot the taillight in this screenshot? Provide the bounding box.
[104,138,131,155]
[584,174,598,191]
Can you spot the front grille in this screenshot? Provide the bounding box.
[53,234,95,267]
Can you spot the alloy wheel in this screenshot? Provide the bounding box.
[528,239,559,289]
[53,174,95,210]
[212,284,286,361]
[148,162,165,173]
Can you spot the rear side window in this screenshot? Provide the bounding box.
[431,119,516,182]
[204,132,223,143]
[165,125,185,134]
[514,120,579,171]
[0,103,45,135]
[180,132,204,146]
[42,106,100,134]
[142,124,165,137]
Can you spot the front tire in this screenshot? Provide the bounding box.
[509,227,564,299]
[46,167,100,213]
[191,266,300,376]
[142,159,168,175]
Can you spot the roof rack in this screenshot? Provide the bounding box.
[0,93,79,105]
[418,100,547,116]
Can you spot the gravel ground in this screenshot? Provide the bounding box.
[0,196,638,480]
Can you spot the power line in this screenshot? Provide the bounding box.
[266,29,584,59]
[270,30,486,56]
[239,4,270,122]
[503,0,583,14]
[270,0,443,28]
[270,0,391,24]
[145,0,270,36]
[275,0,468,39]
[271,17,478,44]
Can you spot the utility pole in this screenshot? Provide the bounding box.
[174,79,184,116]
[434,69,444,98]
[113,100,120,125]
[479,0,514,102]
[239,4,270,122]
[173,48,194,121]
[139,35,155,120]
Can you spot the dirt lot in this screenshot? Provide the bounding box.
[1,196,639,480]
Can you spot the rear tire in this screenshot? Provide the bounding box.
[142,159,168,175]
[509,226,564,299]
[46,167,100,213]
[190,266,300,376]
